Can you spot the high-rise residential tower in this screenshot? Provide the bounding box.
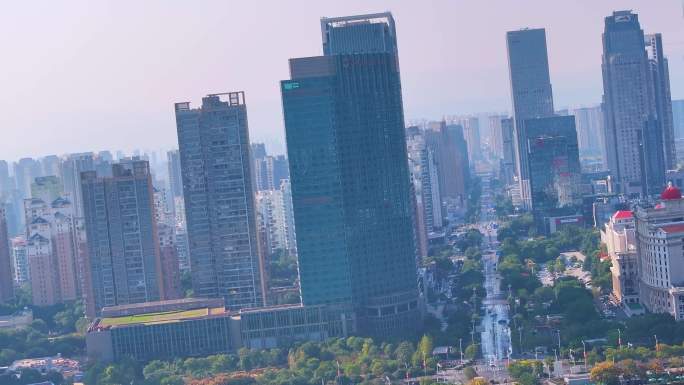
[572,105,606,161]
[24,196,82,306]
[601,11,671,196]
[506,28,555,207]
[175,93,265,310]
[81,160,164,314]
[283,13,421,337]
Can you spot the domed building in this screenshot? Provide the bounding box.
[633,183,684,320]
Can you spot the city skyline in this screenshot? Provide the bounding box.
[0,0,682,160]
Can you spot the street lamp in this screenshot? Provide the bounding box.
[582,340,587,371]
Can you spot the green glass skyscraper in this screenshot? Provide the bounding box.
[281,13,421,337]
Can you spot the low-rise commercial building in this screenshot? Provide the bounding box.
[86,298,349,362]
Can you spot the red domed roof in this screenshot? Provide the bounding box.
[661,183,682,200]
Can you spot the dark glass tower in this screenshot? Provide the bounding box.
[283,13,421,337]
[174,93,265,310]
[524,116,582,213]
[506,28,555,208]
[601,11,668,196]
[81,160,163,314]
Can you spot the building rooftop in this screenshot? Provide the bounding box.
[659,224,684,234]
[661,183,682,200]
[97,307,226,328]
[613,210,633,220]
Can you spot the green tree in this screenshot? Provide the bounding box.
[394,342,414,365]
[418,335,434,358]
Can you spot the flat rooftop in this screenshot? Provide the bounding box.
[98,307,226,327]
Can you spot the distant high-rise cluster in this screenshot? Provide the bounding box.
[0,7,681,362]
[506,28,582,229]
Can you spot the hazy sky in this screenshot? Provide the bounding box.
[0,1,682,160]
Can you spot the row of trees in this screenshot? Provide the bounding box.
[85,336,445,385]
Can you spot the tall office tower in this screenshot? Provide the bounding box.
[489,115,508,159]
[646,33,676,170]
[0,161,10,198]
[272,155,290,190]
[11,237,28,284]
[524,116,582,215]
[673,100,684,140]
[602,11,669,196]
[81,160,164,314]
[41,155,62,177]
[31,176,64,203]
[14,158,42,199]
[424,122,470,212]
[166,150,183,198]
[0,207,13,303]
[61,153,95,217]
[251,144,268,191]
[157,223,182,300]
[283,13,420,337]
[573,105,606,161]
[453,117,481,163]
[251,143,267,160]
[500,118,516,185]
[175,93,265,309]
[24,196,82,306]
[506,28,555,207]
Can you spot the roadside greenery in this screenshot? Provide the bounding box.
[85,336,442,385]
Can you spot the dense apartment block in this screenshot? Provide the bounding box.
[81,160,164,315]
[24,196,82,306]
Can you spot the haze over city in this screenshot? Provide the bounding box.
[3,2,684,384]
[0,0,682,160]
